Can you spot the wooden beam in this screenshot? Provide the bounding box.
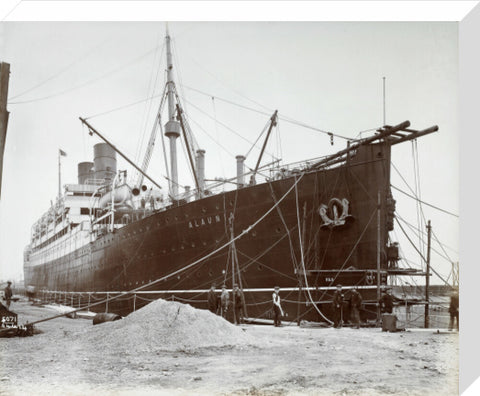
[0,62,11,199]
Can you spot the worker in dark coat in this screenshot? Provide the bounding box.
[4,281,12,310]
[272,286,284,327]
[380,289,394,314]
[350,287,363,329]
[332,284,344,328]
[233,284,244,325]
[448,291,459,331]
[207,284,217,314]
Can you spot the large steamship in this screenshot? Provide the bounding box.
[23,31,438,322]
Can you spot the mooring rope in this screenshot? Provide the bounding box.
[294,175,333,325]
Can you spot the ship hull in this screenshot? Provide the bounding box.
[25,142,392,322]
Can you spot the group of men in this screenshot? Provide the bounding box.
[207,284,284,326]
[207,283,246,324]
[206,283,459,330]
[332,284,394,329]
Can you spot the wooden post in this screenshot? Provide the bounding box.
[425,220,431,328]
[88,293,91,312]
[133,293,136,312]
[0,62,10,199]
[296,283,302,326]
[406,302,410,328]
[106,293,109,313]
[376,191,381,325]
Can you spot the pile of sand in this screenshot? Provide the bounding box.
[82,299,254,352]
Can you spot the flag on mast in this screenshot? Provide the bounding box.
[59,149,67,157]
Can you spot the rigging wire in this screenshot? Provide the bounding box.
[394,217,451,286]
[9,45,163,105]
[184,53,274,114]
[182,97,276,158]
[159,111,171,193]
[411,140,425,260]
[395,211,458,256]
[211,96,225,177]
[244,119,270,159]
[8,39,110,101]
[390,185,458,218]
[84,92,164,120]
[187,114,235,157]
[134,38,165,167]
[396,214,455,264]
[180,83,352,141]
[391,161,458,280]
[171,37,190,117]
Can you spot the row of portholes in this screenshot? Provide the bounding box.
[118,202,240,237]
[128,240,210,259]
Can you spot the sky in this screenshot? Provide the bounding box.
[0,21,459,286]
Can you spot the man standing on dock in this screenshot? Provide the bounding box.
[207,284,217,314]
[4,281,12,309]
[448,290,459,331]
[380,289,394,314]
[350,287,362,329]
[272,286,284,327]
[332,284,344,328]
[233,284,244,325]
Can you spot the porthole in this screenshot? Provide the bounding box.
[175,216,178,221]
[276,227,282,233]
[191,243,195,248]
[208,271,213,277]
[215,204,220,210]
[202,241,207,246]
[252,231,257,237]
[165,217,170,223]
[181,245,185,250]
[257,265,263,271]
[202,207,207,214]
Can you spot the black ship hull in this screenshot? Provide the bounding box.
[25,142,393,322]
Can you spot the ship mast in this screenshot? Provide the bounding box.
[164,28,181,199]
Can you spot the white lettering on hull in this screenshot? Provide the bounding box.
[188,213,227,229]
